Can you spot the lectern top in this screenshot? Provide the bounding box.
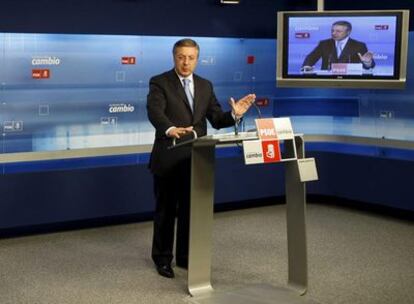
[169,131,258,149]
[210,131,258,143]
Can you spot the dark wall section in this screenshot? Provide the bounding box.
[274,98,359,117]
[2,148,412,232]
[1,1,412,37]
[0,0,312,37]
[0,164,154,229]
[307,151,413,211]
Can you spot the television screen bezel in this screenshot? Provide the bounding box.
[276,10,410,89]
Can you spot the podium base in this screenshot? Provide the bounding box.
[188,284,321,304]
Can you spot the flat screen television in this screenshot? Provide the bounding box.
[277,10,410,89]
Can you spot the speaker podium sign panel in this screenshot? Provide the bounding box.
[243,117,297,164]
[256,117,294,140]
[243,139,281,164]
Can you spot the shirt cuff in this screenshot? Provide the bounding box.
[165,126,176,136]
[232,112,242,122]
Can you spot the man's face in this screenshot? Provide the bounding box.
[331,25,350,41]
[174,46,198,77]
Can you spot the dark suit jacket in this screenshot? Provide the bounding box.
[302,38,375,70]
[147,69,235,176]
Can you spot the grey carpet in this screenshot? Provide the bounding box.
[0,203,413,304]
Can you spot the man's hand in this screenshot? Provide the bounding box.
[167,126,194,139]
[229,94,256,119]
[358,51,374,67]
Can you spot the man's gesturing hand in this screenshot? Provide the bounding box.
[229,94,256,119]
[358,51,374,67]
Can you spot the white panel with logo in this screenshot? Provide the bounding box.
[242,117,318,182]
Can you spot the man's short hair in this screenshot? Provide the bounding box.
[332,21,352,32]
[173,38,200,56]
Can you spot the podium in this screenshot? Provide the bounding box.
[174,132,319,304]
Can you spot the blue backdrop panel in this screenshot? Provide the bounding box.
[2,32,414,156]
[1,32,414,231]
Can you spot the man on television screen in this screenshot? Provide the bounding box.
[301,20,375,72]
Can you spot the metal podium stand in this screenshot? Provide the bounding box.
[175,132,318,304]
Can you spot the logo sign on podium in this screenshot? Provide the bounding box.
[331,63,363,75]
[256,117,294,140]
[243,139,282,165]
[243,117,296,165]
[262,140,281,162]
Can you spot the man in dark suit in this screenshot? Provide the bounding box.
[302,20,375,72]
[147,38,256,278]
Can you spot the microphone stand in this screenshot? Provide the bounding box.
[251,101,262,119]
[234,118,240,136]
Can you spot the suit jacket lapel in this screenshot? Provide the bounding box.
[193,75,202,116]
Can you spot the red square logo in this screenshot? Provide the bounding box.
[247,55,255,64]
[375,25,389,30]
[261,140,281,163]
[122,56,136,64]
[331,63,347,74]
[295,32,310,39]
[256,98,269,107]
[256,118,277,140]
[32,69,50,79]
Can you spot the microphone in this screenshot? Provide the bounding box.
[245,100,264,133]
[234,100,262,136]
[327,54,332,70]
[251,100,262,119]
[234,117,240,136]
